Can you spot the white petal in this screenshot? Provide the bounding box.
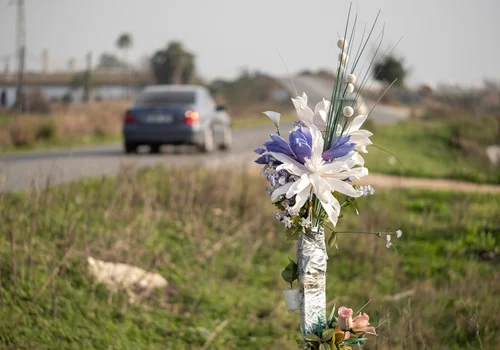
[337,151,365,167]
[324,177,363,197]
[320,161,349,174]
[348,115,368,132]
[355,145,369,153]
[350,129,373,138]
[286,174,311,198]
[291,93,314,125]
[276,163,307,176]
[308,125,325,159]
[309,173,333,204]
[314,99,331,114]
[349,153,366,167]
[264,152,306,172]
[312,111,327,129]
[290,186,311,213]
[262,111,280,125]
[344,167,369,179]
[271,182,292,202]
[321,200,339,227]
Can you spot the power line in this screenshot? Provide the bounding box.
[15,0,26,112]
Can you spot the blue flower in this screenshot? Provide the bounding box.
[322,135,356,160]
[256,126,356,166]
[289,126,312,163]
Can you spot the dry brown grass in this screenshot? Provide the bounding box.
[0,101,128,148]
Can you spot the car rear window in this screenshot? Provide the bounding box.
[135,91,196,105]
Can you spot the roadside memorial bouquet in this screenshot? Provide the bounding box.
[254,5,403,349]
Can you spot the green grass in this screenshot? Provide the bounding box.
[0,166,498,349]
[364,118,500,184]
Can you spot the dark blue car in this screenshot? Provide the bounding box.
[123,85,232,154]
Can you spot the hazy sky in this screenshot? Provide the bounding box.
[1,0,499,86]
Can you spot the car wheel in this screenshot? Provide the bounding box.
[199,126,215,153]
[219,125,232,151]
[150,144,161,154]
[124,142,137,154]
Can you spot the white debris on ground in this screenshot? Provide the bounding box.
[486,145,500,166]
[87,256,168,302]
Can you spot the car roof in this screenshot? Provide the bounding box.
[142,85,207,94]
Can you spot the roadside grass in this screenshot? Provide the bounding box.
[363,116,500,184]
[0,166,498,349]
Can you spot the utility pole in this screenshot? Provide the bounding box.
[83,51,92,102]
[15,0,26,113]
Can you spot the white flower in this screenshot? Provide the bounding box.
[263,111,280,128]
[343,106,354,117]
[385,242,392,249]
[337,38,347,49]
[300,218,312,228]
[396,229,403,238]
[291,92,330,131]
[338,114,373,153]
[265,125,368,226]
[347,74,356,84]
[346,83,354,93]
[386,234,391,242]
[282,216,293,228]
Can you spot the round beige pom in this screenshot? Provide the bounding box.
[346,83,354,93]
[338,53,348,65]
[337,38,347,50]
[343,106,354,117]
[347,74,356,84]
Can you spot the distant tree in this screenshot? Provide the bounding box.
[373,55,407,86]
[116,33,133,97]
[151,41,196,84]
[96,53,125,70]
[116,33,133,62]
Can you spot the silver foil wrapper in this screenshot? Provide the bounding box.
[296,226,328,333]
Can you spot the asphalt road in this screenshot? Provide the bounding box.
[0,123,282,193]
[0,77,409,193]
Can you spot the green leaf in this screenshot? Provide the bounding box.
[319,344,330,350]
[281,258,298,285]
[328,232,338,249]
[318,317,323,337]
[322,329,335,342]
[304,333,322,342]
[286,225,303,240]
[343,337,367,344]
[328,305,336,324]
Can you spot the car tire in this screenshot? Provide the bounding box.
[219,125,232,151]
[124,142,137,154]
[199,126,215,153]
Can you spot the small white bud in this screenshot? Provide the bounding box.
[386,234,391,242]
[347,74,356,84]
[343,106,354,117]
[337,38,347,50]
[338,53,348,65]
[396,229,403,238]
[385,242,392,249]
[346,83,354,93]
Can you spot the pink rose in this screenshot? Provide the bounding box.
[352,313,377,335]
[337,306,353,331]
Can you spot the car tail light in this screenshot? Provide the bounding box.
[184,110,200,125]
[124,111,135,125]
